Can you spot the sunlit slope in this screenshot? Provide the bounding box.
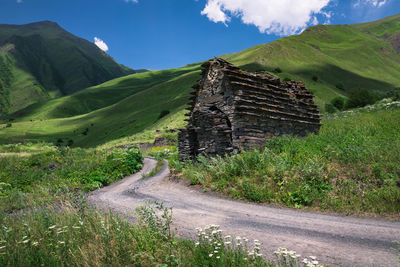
[11,66,199,121]
[224,14,400,107]
[0,70,200,147]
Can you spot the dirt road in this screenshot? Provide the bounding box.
[87,158,400,267]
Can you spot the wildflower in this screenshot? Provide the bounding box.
[312,260,319,265]
[224,235,231,240]
[58,241,65,245]
[236,236,242,240]
[22,236,28,240]
[0,246,5,250]
[48,225,56,230]
[209,253,213,257]
[195,242,199,246]
[79,220,83,226]
[22,239,29,244]
[309,256,317,260]
[256,253,262,257]
[248,252,254,256]
[32,242,39,246]
[302,259,309,264]
[214,250,218,253]
[72,226,81,229]
[216,256,220,259]
[224,241,231,245]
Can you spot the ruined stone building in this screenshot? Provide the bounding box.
[178,58,321,161]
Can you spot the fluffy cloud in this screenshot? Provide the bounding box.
[200,0,332,36]
[94,37,109,52]
[353,0,387,8]
[125,0,138,3]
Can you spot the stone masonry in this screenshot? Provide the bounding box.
[178,58,321,161]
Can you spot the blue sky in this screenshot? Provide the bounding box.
[1,0,399,70]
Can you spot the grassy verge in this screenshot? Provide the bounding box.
[0,143,143,213]
[142,160,165,179]
[1,201,333,267]
[171,107,400,218]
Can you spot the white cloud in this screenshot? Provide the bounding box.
[353,0,388,8]
[16,0,23,3]
[94,37,109,52]
[125,0,138,3]
[200,0,332,36]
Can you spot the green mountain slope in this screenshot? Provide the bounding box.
[223,14,400,107]
[0,14,399,147]
[0,21,134,114]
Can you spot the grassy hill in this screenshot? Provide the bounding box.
[0,21,133,114]
[0,14,399,147]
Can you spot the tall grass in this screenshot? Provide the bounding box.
[0,143,143,212]
[0,202,276,267]
[171,108,400,217]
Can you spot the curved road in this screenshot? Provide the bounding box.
[87,158,400,267]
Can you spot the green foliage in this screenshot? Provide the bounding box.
[158,110,170,119]
[346,88,377,109]
[335,83,345,90]
[172,108,400,217]
[0,143,143,212]
[274,67,282,73]
[0,203,274,266]
[312,75,319,82]
[82,147,142,191]
[331,96,346,111]
[325,103,337,114]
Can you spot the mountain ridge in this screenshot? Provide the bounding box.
[0,20,134,114]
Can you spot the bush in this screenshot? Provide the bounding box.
[335,83,345,90]
[325,103,337,113]
[5,123,11,128]
[331,96,346,111]
[346,88,376,109]
[158,110,170,119]
[274,67,282,73]
[312,75,318,82]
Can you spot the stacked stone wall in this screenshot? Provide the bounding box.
[178,58,321,160]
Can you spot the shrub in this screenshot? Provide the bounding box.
[331,96,346,111]
[325,103,337,113]
[312,75,318,82]
[274,67,282,73]
[158,110,170,119]
[335,83,345,90]
[5,123,11,128]
[346,88,376,109]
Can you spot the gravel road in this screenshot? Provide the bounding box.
[87,158,400,267]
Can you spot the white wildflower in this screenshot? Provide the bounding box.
[309,256,317,260]
[48,225,56,230]
[209,253,213,257]
[0,246,5,249]
[216,256,220,259]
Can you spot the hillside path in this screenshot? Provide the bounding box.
[87,158,400,267]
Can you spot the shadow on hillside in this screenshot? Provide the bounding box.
[290,64,396,94]
[10,67,200,121]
